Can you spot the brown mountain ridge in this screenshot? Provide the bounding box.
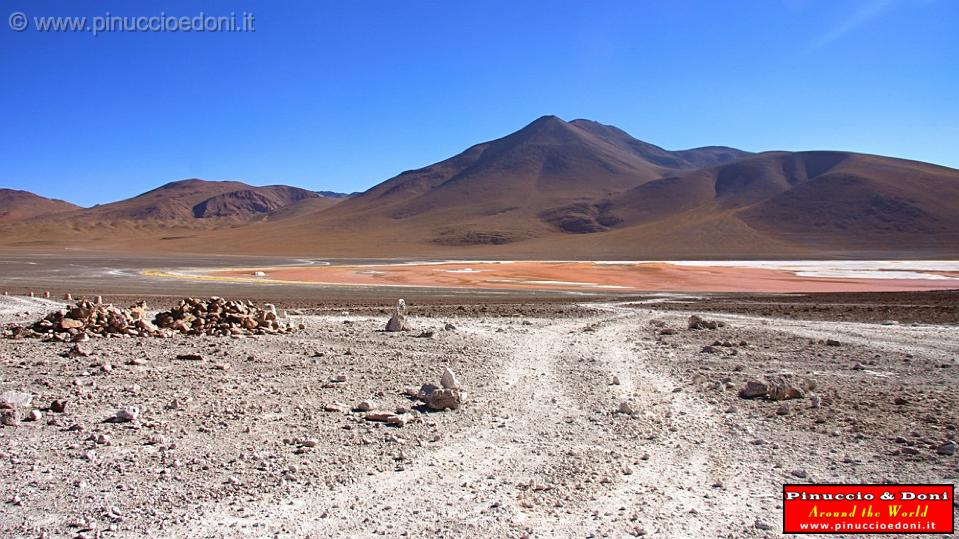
[0,180,346,248]
[0,189,80,223]
[1,116,957,258]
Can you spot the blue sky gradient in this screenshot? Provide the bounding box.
[1,0,956,206]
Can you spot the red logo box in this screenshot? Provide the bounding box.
[783,484,954,534]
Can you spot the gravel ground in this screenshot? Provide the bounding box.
[1,295,957,538]
[644,290,959,325]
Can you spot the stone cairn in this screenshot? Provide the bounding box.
[154,297,293,337]
[385,298,411,332]
[3,296,297,340]
[408,367,467,411]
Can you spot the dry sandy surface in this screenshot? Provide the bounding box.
[1,294,958,538]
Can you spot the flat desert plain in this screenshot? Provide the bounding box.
[1,255,957,538]
[206,260,959,293]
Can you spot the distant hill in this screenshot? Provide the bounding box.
[0,189,80,223]
[316,191,354,199]
[0,179,345,249]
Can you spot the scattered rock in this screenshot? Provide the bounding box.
[385,415,408,427]
[424,388,464,411]
[176,353,204,361]
[738,381,769,399]
[356,400,375,412]
[411,368,469,411]
[739,375,816,401]
[688,315,721,330]
[1,409,20,427]
[809,394,822,409]
[63,344,91,358]
[617,401,636,415]
[826,339,841,346]
[0,390,33,410]
[364,411,407,427]
[417,383,440,399]
[111,406,139,423]
[937,440,956,456]
[754,519,773,531]
[147,434,168,445]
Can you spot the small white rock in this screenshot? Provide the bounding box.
[440,367,461,389]
[114,405,139,422]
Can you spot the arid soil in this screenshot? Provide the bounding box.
[645,290,959,325]
[1,294,957,538]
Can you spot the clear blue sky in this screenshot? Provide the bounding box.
[1,0,956,206]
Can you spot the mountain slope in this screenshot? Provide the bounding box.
[541,151,959,257]
[1,116,957,258]
[302,115,752,246]
[0,189,80,223]
[198,117,957,258]
[81,179,259,221]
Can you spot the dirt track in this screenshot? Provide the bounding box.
[2,295,957,538]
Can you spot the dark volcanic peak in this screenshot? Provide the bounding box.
[343,115,750,216]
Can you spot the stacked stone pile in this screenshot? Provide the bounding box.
[3,297,298,340]
[153,297,296,336]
